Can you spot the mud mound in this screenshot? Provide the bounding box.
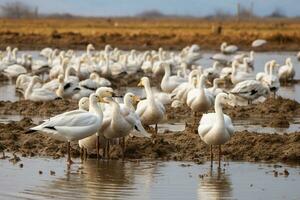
[0,99,78,116]
[166,97,300,128]
[0,119,299,163]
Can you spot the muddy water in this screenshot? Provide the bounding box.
[0,156,299,200]
[1,113,299,134]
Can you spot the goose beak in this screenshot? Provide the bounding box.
[99,96,109,103]
[133,95,140,103]
[137,81,143,87]
[98,96,105,103]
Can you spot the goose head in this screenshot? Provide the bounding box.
[220,42,227,51]
[104,44,112,52]
[285,57,292,65]
[124,92,140,105]
[96,87,115,99]
[6,46,11,52]
[215,93,230,105]
[90,93,107,104]
[31,76,42,84]
[78,97,89,111]
[58,74,64,83]
[87,44,95,51]
[90,72,99,80]
[137,77,150,87]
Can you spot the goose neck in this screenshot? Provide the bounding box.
[214,96,225,126]
[25,79,35,99]
[124,97,134,112]
[89,98,103,121]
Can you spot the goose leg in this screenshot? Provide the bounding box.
[218,145,222,169]
[210,145,213,168]
[67,141,73,165]
[96,135,100,160]
[107,140,110,159]
[80,147,84,163]
[84,148,88,160]
[155,124,158,135]
[121,137,126,160]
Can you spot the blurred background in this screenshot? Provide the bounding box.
[0,0,299,19]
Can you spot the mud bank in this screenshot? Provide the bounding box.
[0,99,78,116]
[167,97,300,127]
[0,118,299,163]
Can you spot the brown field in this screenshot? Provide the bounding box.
[0,18,300,50]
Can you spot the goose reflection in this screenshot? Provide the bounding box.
[27,160,160,200]
[197,168,233,200]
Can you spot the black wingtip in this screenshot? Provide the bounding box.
[24,129,37,134]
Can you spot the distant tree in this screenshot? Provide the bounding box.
[0,1,36,18]
[136,10,166,18]
[268,8,286,18]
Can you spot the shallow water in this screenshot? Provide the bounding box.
[0,156,299,200]
[1,113,299,134]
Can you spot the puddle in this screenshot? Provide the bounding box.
[234,117,300,134]
[1,113,299,134]
[0,156,299,200]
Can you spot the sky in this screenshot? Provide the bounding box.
[0,0,299,17]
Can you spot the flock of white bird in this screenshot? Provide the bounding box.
[0,40,297,167]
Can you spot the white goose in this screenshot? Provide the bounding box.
[261,61,280,95]
[231,60,255,84]
[220,42,238,54]
[16,74,41,93]
[252,39,267,48]
[78,88,115,159]
[198,93,234,168]
[100,96,134,158]
[3,63,27,79]
[278,57,295,83]
[230,80,270,104]
[207,78,223,98]
[171,69,200,103]
[204,62,221,83]
[25,76,60,101]
[120,93,151,138]
[256,60,274,82]
[30,93,105,164]
[187,74,214,113]
[161,63,186,93]
[136,77,165,134]
[79,72,111,90]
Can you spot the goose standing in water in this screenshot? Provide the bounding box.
[198,93,234,169]
[278,57,295,84]
[30,93,106,164]
[136,77,165,135]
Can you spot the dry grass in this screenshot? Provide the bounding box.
[0,18,299,50]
